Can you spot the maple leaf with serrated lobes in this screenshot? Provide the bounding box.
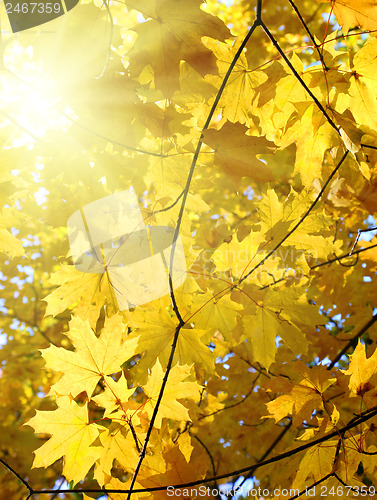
[137,442,210,498]
[202,121,276,182]
[191,291,242,341]
[141,361,202,428]
[319,0,377,34]
[125,0,230,97]
[202,38,260,126]
[92,373,137,418]
[258,187,342,260]
[291,441,338,491]
[41,314,139,398]
[344,340,377,406]
[43,264,117,328]
[265,363,336,428]
[243,305,309,370]
[26,396,100,485]
[280,102,339,185]
[94,426,141,487]
[0,207,28,257]
[126,304,215,383]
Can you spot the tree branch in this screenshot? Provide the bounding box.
[125,4,264,497]
[240,150,348,284]
[191,434,221,498]
[0,458,32,496]
[328,314,377,369]
[290,472,334,499]
[260,21,338,132]
[287,0,327,68]
[25,406,377,496]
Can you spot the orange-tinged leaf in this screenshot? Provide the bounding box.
[137,444,209,498]
[329,0,377,33]
[265,364,336,427]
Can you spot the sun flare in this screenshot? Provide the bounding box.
[0,39,71,147]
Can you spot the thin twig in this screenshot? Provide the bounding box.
[287,0,327,68]
[261,21,338,132]
[240,150,349,284]
[328,314,377,369]
[191,434,221,498]
[125,3,264,498]
[26,406,377,496]
[0,458,32,494]
[289,472,334,499]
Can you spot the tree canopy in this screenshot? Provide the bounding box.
[2,0,377,498]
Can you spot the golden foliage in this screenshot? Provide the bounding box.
[2,0,377,498]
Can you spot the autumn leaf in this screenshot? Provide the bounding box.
[92,373,136,418]
[344,340,377,405]
[125,0,230,96]
[26,396,100,485]
[41,315,138,397]
[280,102,339,185]
[3,0,377,496]
[202,121,275,181]
[141,361,202,428]
[137,443,210,498]
[43,265,117,328]
[95,427,140,487]
[327,0,377,33]
[126,304,215,382]
[258,187,342,260]
[202,38,260,126]
[291,441,338,490]
[265,363,336,427]
[0,208,27,257]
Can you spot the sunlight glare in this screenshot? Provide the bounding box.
[0,39,71,147]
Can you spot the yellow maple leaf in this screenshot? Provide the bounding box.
[126,0,229,96]
[344,340,377,402]
[95,427,140,486]
[202,121,275,181]
[280,102,339,185]
[0,207,27,257]
[258,187,342,260]
[43,264,117,328]
[26,396,100,485]
[92,373,136,418]
[202,38,261,126]
[265,363,336,427]
[292,441,338,490]
[211,229,265,281]
[41,315,138,397]
[191,292,242,341]
[336,38,377,132]
[141,361,202,428]
[0,227,24,258]
[243,306,309,370]
[327,0,377,34]
[137,443,209,498]
[126,304,215,382]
